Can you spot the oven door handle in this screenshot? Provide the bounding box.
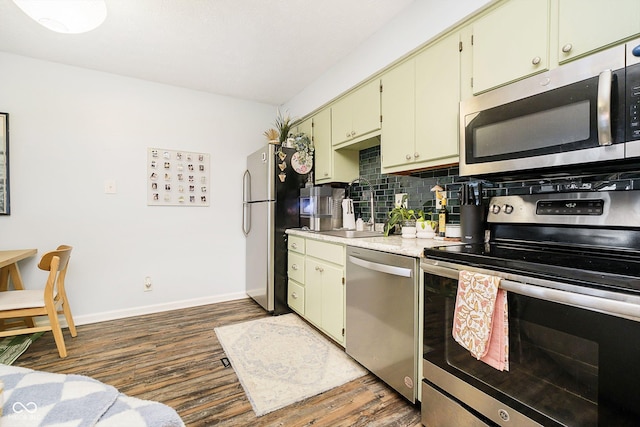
[421,261,640,322]
[500,279,640,322]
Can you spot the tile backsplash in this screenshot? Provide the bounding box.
[346,145,640,225]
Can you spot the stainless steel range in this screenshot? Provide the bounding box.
[421,190,640,426]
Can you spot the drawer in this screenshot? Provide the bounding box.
[288,252,305,283]
[288,235,305,254]
[288,280,305,314]
[306,239,344,266]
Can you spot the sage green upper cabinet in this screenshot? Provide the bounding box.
[314,108,359,184]
[380,59,415,171]
[293,117,313,138]
[557,0,640,63]
[331,79,381,147]
[471,0,550,95]
[381,32,461,173]
[415,32,461,168]
[313,109,332,183]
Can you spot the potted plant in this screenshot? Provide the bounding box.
[274,109,293,146]
[263,128,279,144]
[384,195,418,237]
[416,210,437,238]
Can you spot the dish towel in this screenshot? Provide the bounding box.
[452,270,509,371]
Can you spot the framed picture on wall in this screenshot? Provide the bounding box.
[0,113,9,215]
[147,147,210,207]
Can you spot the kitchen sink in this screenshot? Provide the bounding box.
[318,229,383,238]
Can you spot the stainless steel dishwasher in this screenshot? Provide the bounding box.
[345,246,419,402]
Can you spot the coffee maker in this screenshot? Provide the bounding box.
[299,186,333,231]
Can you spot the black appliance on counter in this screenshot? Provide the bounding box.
[421,190,640,426]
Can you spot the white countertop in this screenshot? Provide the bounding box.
[286,229,463,258]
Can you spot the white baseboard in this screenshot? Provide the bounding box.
[73,292,251,326]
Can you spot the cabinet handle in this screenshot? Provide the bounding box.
[323,172,329,177]
[562,43,573,53]
[346,132,350,138]
[291,243,297,249]
[315,265,324,273]
[292,264,298,270]
[291,292,298,299]
[414,152,420,159]
[405,154,412,160]
[531,56,541,65]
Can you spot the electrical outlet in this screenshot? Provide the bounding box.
[144,276,152,292]
[104,180,117,194]
[395,193,408,208]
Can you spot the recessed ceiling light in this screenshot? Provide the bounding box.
[12,0,107,34]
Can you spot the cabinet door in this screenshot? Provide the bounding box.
[558,0,640,63]
[288,279,305,315]
[331,79,381,146]
[415,32,460,165]
[351,79,381,140]
[381,59,416,169]
[331,96,353,146]
[294,117,313,138]
[320,263,344,344]
[472,0,550,94]
[288,252,305,283]
[305,258,323,327]
[313,108,332,181]
[305,256,345,344]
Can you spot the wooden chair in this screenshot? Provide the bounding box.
[0,245,77,358]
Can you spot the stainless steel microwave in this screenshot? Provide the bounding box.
[460,36,640,179]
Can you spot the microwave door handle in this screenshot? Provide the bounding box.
[597,69,613,146]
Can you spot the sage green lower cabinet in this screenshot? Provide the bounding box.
[287,236,346,346]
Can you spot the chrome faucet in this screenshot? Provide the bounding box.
[348,177,375,229]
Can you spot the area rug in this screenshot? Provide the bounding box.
[0,332,44,365]
[214,314,367,416]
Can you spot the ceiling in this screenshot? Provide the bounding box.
[0,0,415,105]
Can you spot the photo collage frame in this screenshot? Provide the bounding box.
[147,148,210,207]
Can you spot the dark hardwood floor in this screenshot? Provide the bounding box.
[16,298,422,426]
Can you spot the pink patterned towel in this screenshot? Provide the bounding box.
[452,270,509,371]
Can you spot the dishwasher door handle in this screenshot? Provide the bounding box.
[348,255,412,278]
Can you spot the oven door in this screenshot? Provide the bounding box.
[422,261,640,427]
[459,42,626,179]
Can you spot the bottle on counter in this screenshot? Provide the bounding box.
[438,199,448,237]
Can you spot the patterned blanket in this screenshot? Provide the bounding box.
[0,364,185,427]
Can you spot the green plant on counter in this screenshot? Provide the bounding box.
[384,195,423,236]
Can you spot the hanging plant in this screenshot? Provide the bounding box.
[291,132,313,163]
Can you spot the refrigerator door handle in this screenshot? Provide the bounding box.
[242,169,251,203]
[242,170,251,236]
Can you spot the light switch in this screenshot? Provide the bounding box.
[104,180,117,194]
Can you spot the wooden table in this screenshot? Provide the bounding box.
[0,249,38,292]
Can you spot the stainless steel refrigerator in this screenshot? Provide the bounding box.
[242,144,312,314]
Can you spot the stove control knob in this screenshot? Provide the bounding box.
[491,204,501,214]
[503,204,514,214]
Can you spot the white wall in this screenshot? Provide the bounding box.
[284,0,494,117]
[0,52,274,324]
[0,1,493,324]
